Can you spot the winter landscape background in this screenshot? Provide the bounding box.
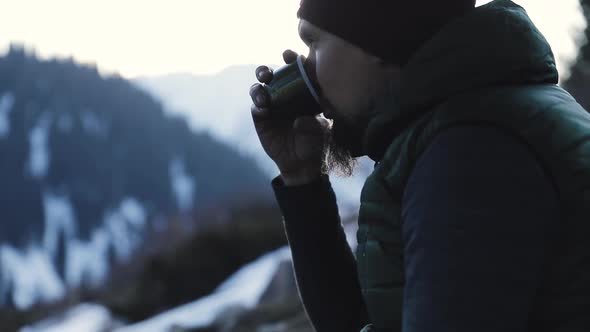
[0,0,588,331]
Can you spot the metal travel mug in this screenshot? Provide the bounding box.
[262,55,322,118]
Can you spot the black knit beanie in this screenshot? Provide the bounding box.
[297,0,476,65]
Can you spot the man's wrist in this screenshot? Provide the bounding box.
[271,172,339,233]
[280,170,325,186]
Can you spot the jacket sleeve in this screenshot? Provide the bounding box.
[399,125,560,332]
[272,174,370,332]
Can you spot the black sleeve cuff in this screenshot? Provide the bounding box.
[271,173,341,233]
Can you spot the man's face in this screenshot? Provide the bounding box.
[298,19,401,176]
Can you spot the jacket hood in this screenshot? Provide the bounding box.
[362,0,559,161]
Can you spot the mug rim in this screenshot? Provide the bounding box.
[296,55,320,103]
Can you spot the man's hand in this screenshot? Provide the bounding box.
[250,49,331,186]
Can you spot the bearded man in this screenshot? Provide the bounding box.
[249,1,590,331]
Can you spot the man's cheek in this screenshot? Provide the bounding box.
[316,60,337,95]
[319,74,344,110]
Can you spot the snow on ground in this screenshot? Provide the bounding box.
[104,198,147,260]
[80,109,109,138]
[67,197,146,287]
[169,158,196,212]
[1,195,148,308]
[0,246,65,309]
[114,246,292,332]
[119,198,147,228]
[0,92,15,138]
[65,230,110,288]
[27,113,52,179]
[19,247,293,332]
[0,191,80,309]
[42,191,77,259]
[20,304,113,332]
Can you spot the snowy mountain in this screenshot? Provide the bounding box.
[21,246,294,332]
[20,218,359,332]
[0,45,271,310]
[133,67,374,216]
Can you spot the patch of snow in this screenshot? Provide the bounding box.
[80,110,109,138]
[65,230,110,288]
[115,246,292,332]
[27,113,52,179]
[0,194,149,308]
[65,198,145,288]
[104,198,147,260]
[120,198,147,228]
[0,246,65,310]
[42,191,77,258]
[0,92,15,138]
[169,158,195,212]
[20,303,112,332]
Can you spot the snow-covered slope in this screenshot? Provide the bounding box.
[1,195,148,309]
[115,246,292,332]
[20,204,359,332]
[21,304,115,332]
[0,92,15,137]
[0,47,271,309]
[21,246,294,332]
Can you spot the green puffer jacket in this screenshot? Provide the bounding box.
[356,0,590,331]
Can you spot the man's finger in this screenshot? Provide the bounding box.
[256,66,274,84]
[249,84,271,107]
[251,104,271,119]
[283,49,299,64]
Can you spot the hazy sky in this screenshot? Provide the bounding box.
[0,0,586,78]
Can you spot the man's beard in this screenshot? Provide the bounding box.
[318,77,401,178]
[321,116,363,178]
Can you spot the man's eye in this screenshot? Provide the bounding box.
[301,32,316,47]
[307,39,319,50]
